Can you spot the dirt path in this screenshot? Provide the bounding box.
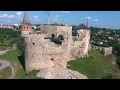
[9,65,15,79]
[0,60,11,70]
[0,50,15,79]
[0,50,9,56]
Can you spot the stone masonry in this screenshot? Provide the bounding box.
[21,11,90,79]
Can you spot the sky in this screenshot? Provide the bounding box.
[0,11,120,29]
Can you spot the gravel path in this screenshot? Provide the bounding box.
[0,50,15,79]
[0,60,11,70]
[9,65,15,79]
[0,50,9,56]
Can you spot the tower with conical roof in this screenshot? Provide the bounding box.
[86,18,89,28]
[1,22,2,27]
[46,13,50,25]
[20,11,32,36]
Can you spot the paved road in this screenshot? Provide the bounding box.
[0,60,11,70]
[0,50,11,70]
[0,50,15,79]
[0,50,9,56]
[9,65,15,79]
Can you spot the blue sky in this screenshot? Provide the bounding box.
[0,11,120,29]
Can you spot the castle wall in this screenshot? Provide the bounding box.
[41,26,57,38]
[21,31,31,36]
[23,25,91,73]
[56,26,73,60]
[82,30,90,56]
[70,29,90,59]
[91,44,113,56]
[71,41,84,59]
[103,47,112,56]
[24,26,72,72]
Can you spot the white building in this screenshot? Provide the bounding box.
[13,24,19,27]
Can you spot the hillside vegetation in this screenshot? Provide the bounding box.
[0,50,39,79]
[67,50,120,79]
[0,28,20,50]
[1,50,120,79]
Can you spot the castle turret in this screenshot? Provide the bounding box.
[75,23,90,57]
[1,22,2,26]
[86,18,89,28]
[20,11,32,36]
[46,13,50,25]
[76,23,89,38]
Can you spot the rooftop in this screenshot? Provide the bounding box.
[76,23,89,29]
[21,11,31,26]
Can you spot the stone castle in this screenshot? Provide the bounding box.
[20,11,113,79]
[20,11,91,74]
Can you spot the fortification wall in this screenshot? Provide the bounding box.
[24,25,91,72]
[56,26,73,60]
[21,30,31,36]
[70,29,90,59]
[41,26,57,38]
[91,44,113,56]
[24,33,70,73]
[71,41,85,59]
[103,47,112,56]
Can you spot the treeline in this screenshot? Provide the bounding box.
[90,27,120,68]
[0,28,22,51]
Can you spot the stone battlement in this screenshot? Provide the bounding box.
[22,24,90,73]
[25,33,48,38]
[91,44,113,56]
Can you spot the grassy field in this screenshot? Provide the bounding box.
[0,67,12,79]
[0,50,39,79]
[0,50,26,79]
[67,50,120,79]
[1,49,120,79]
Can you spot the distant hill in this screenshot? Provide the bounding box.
[67,50,120,79]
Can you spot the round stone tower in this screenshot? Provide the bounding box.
[20,11,32,36]
[76,23,91,57]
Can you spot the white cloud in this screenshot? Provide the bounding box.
[7,15,15,18]
[16,12,22,16]
[33,16,40,21]
[94,19,98,22]
[39,11,70,14]
[55,15,59,18]
[0,14,16,19]
[34,16,39,19]
[52,18,57,22]
[52,17,60,23]
[3,14,8,17]
[85,17,91,20]
[7,20,11,22]
[52,11,69,13]
[0,14,8,18]
[60,11,69,13]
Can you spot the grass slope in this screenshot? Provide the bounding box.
[0,50,26,79]
[0,50,39,79]
[0,67,12,79]
[67,50,120,79]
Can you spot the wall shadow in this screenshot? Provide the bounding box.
[18,52,25,70]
